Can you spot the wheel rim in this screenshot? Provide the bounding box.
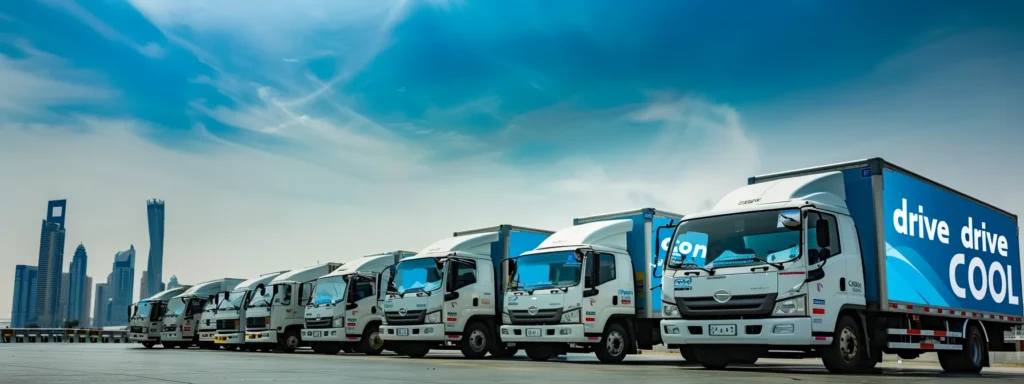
[606,331,625,356]
[369,332,384,350]
[469,329,487,352]
[839,327,858,362]
[287,336,299,349]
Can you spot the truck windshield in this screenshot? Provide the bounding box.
[393,258,443,294]
[271,283,292,305]
[166,298,187,316]
[203,293,224,313]
[137,301,154,317]
[667,209,803,269]
[509,251,582,290]
[219,290,247,310]
[312,276,347,305]
[248,286,273,308]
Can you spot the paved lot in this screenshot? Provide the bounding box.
[2,344,1023,383]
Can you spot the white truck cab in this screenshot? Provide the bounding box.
[303,251,415,355]
[379,225,552,359]
[499,208,684,363]
[212,271,289,351]
[661,159,1023,374]
[129,286,191,348]
[161,278,245,349]
[197,291,230,349]
[245,263,343,352]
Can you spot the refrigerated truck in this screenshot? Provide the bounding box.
[499,208,685,363]
[129,286,191,348]
[303,251,416,355]
[379,225,553,359]
[213,270,289,351]
[245,263,344,353]
[197,290,230,349]
[660,158,1023,374]
[161,278,245,349]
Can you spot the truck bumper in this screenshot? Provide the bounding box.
[215,332,244,345]
[130,333,158,342]
[161,331,185,342]
[198,330,217,342]
[245,330,278,344]
[380,324,446,342]
[302,328,355,342]
[661,317,831,346]
[499,324,590,343]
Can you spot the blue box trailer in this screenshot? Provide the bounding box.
[452,225,554,308]
[749,158,1022,322]
[574,208,686,319]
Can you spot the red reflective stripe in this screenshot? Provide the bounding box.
[585,318,596,322]
[812,308,825,315]
[921,343,934,349]
[446,318,457,322]
[907,329,921,335]
[934,331,947,337]
[779,271,805,275]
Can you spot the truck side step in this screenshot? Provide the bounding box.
[886,328,962,338]
[886,342,962,351]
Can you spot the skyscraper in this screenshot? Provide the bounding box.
[82,276,92,327]
[167,275,180,289]
[59,273,70,324]
[68,244,88,324]
[35,199,67,328]
[10,265,39,328]
[106,246,136,326]
[146,199,165,299]
[92,283,107,327]
[140,273,149,300]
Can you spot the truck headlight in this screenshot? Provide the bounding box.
[663,303,680,318]
[502,312,511,324]
[333,317,345,327]
[560,309,580,323]
[425,311,442,324]
[773,296,807,316]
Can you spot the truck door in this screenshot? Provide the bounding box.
[296,282,313,325]
[582,252,620,334]
[444,258,479,334]
[349,278,377,334]
[184,298,204,337]
[806,210,846,334]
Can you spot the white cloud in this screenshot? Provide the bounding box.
[37,0,166,58]
[0,41,117,117]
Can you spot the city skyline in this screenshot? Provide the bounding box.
[2,1,1024,320]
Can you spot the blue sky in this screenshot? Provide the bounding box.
[1,1,1022,315]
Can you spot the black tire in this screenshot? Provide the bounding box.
[594,322,629,364]
[490,345,519,359]
[938,325,985,374]
[525,345,554,361]
[459,321,491,359]
[259,345,273,352]
[142,342,155,349]
[694,347,729,370]
[404,343,430,358]
[679,346,698,363]
[822,315,866,374]
[276,329,301,353]
[358,324,385,356]
[162,342,174,349]
[735,356,758,365]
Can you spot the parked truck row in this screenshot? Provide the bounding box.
[127,158,1022,375]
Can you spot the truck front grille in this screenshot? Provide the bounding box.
[384,310,425,325]
[246,317,266,329]
[216,319,238,331]
[130,326,144,333]
[162,324,177,332]
[305,318,332,329]
[508,308,563,325]
[676,293,777,319]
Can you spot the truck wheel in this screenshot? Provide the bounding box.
[459,321,491,359]
[276,330,300,353]
[821,315,865,374]
[938,324,985,374]
[142,342,155,349]
[679,346,698,363]
[693,347,729,370]
[490,344,519,359]
[735,356,758,365]
[162,342,174,349]
[359,324,385,355]
[525,345,554,361]
[594,323,629,364]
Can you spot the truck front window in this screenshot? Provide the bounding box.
[668,209,802,269]
[273,284,292,305]
[312,276,347,305]
[219,290,247,310]
[137,302,153,317]
[393,258,443,294]
[510,251,582,290]
[248,287,273,308]
[166,298,187,316]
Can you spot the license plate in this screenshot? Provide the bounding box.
[526,328,542,337]
[396,328,409,336]
[215,338,226,344]
[313,331,321,337]
[709,324,737,336]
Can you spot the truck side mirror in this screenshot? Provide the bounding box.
[816,218,831,248]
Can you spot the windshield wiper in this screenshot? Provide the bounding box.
[680,262,716,276]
